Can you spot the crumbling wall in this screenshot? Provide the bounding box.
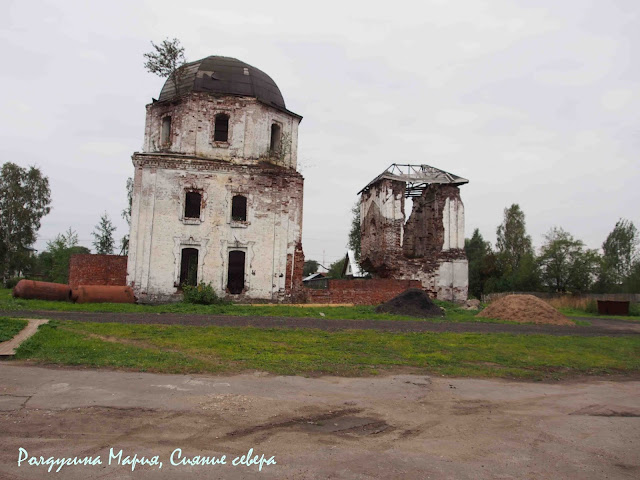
[305,279,421,305]
[127,154,304,303]
[143,93,299,169]
[69,254,127,289]
[360,179,405,277]
[360,181,468,302]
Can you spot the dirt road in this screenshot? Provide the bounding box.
[1,365,638,479]
[2,309,640,336]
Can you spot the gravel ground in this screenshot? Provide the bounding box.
[1,365,639,479]
[1,309,639,336]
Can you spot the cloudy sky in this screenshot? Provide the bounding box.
[2,0,638,267]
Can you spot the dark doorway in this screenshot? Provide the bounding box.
[231,195,247,221]
[227,250,245,294]
[179,248,198,287]
[184,191,201,218]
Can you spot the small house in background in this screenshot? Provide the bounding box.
[342,249,364,278]
[302,271,327,290]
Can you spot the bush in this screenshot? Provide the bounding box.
[585,299,598,314]
[629,302,640,317]
[4,277,24,289]
[182,282,229,305]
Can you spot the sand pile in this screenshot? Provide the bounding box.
[476,294,574,326]
[375,289,444,318]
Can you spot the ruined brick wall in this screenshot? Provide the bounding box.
[305,279,422,305]
[360,179,405,277]
[285,241,305,300]
[359,181,468,303]
[69,254,128,289]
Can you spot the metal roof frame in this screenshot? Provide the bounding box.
[358,164,469,197]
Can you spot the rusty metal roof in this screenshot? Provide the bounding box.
[158,56,301,118]
[358,164,469,196]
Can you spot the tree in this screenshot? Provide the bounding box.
[0,163,51,283]
[92,213,116,254]
[347,201,361,262]
[143,38,186,96]
[538,227,600,293]
[495,204,539,291]
[37,228,90,283]
[120,177,133,255]
[465,229,491,299]
[303,260,319,277]
[327,258,346,279]
[598,219,639,292]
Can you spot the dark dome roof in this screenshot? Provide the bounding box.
[158,56,286,109]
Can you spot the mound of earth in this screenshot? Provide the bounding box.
[375,289,444,318]
[476,294,574,326]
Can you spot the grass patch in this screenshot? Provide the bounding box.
[0,317,28,342]
[559,308,640,322]
[14,320,640,380]
[0,288,505,324]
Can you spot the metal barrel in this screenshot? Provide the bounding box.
[12,280,71,301]
[70,285,135,304]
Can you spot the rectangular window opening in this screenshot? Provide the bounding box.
[184,191,202,219]
[161,116,172,145]
[231,195,247,222]
[214,114,229,142]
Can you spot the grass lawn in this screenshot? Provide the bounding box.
[559,307,640,322]
[0,317,28,342]
[13,320,640,380]
[0,288,506,324]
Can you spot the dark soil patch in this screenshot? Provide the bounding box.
[375,289,444,318]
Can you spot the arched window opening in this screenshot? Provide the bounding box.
[231,195,247,222]
[214,114,229,142]
[227,250,246,294]
[161,116,172,145]
[270,123,281,153]
[179,248,198,287]
[184,191,202,219]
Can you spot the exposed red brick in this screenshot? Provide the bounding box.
[304,278,422,305]
[69,254,127,289]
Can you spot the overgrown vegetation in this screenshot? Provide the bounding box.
[182,283,229,305]
[14,320,640,379]
[0,317,28,342]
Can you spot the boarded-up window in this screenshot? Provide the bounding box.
[179,248,198,287]
[270,123,281,153]
[184,191,201,219]
[214,114,229,142]
[161,116,171,145]
[231,195,247,221]
[227,250,245,294]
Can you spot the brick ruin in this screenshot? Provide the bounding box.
[127,56,305,303]
[68,254,127,289]
[359,164,469,303]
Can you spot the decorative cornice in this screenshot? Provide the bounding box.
[132,153,304,180]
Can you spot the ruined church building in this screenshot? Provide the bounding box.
[127,55,468,303]
[127,56,304,303]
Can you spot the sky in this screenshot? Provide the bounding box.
[2,0,638,268]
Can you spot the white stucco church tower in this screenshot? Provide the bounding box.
[127,56,305,303]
